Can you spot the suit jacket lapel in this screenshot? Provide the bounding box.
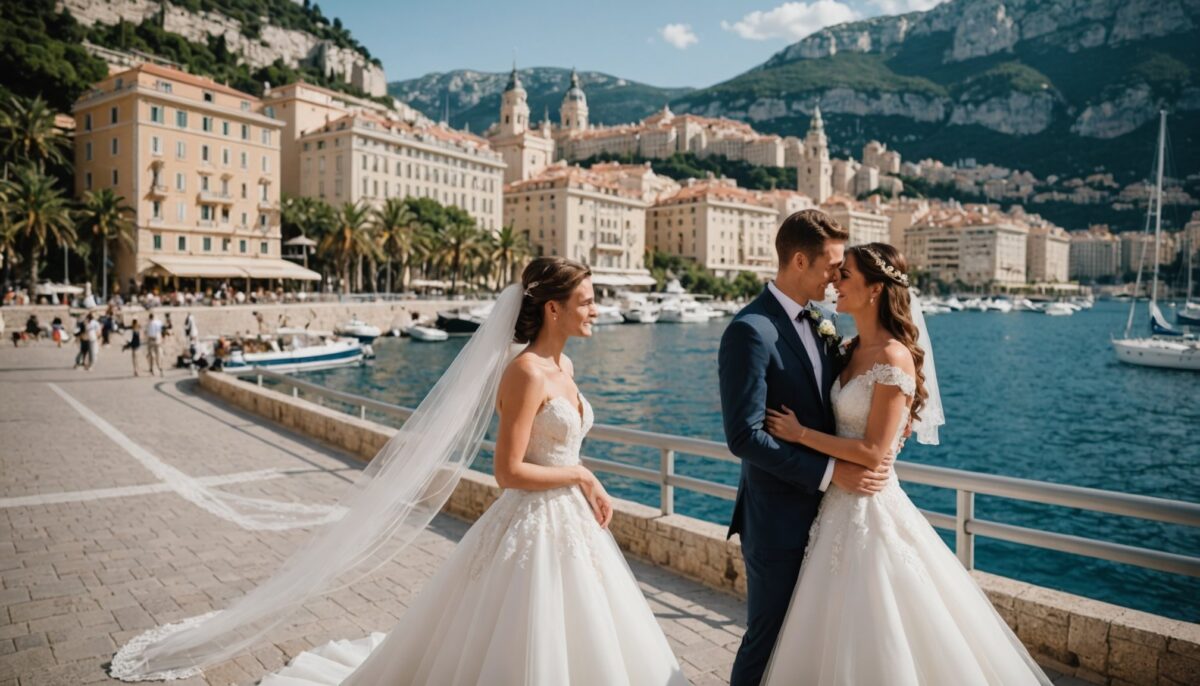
[758,289,820,394]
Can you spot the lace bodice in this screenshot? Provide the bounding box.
[831,363,916,453]
[524,394,593,467]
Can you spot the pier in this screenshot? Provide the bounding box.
[0,344,1196,685]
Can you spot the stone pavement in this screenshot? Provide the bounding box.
[0,341,1080,686]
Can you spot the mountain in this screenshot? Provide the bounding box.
[671,0,1200,182]
[388,68,693,133]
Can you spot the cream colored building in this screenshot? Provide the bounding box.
[488,67,556,184]
[296,113,504,230]
[823,199,891,247]
[1026,226,1071,283]
[72,63,316,290]
[798,108,832,203]
[1120,231,1179,273]
[648,179,778,280]
[961,222,1028,287]
[1068,226,1121,281]
[906,207,1028,287]
[503,163,655,287]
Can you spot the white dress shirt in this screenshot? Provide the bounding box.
[767,281,836,492]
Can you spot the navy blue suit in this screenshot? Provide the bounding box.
[719,286,838,686]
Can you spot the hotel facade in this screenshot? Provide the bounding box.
[72,63,316,290]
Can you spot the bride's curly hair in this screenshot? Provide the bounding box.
[514,257,592,344]
[845,243,927,424]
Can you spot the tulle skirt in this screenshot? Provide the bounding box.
[260,486,687,686]
[763,480,1051,686]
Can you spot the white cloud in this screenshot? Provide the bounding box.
[659,23,699,50]
[868,0,945,14]
[721,1,860,42]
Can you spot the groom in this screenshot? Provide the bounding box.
[719,209,892,686]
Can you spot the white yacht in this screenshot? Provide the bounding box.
[334,317,382,344]
[1043,302,1075,316]
[216,329,367,373]
[618,293,661,324]
[594,304,625,326]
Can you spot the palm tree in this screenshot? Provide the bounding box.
[3,165,75,293]
[490,224,532,289]
[372,198,423,293]
[440,220,482,295]
[318,201,377,294]
[0,95,69,173]
[77,189,133,301]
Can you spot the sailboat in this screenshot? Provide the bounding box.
[1177,229,1200,325]
[1111,111,1200,371]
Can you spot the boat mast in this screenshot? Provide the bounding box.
[1151,110,1166,306]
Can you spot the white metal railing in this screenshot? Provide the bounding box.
[234,369,1200,579]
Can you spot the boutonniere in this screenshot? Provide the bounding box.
[807,307,847,362]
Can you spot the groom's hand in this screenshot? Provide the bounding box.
[831,460,890,496]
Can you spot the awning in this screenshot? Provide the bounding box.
[590,272,657,288]
[144,255,322,281]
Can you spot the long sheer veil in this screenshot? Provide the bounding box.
[110,285,526,681]
[907,290,944,445]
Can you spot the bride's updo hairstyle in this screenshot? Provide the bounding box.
[846,243,928,423]
[514,257,592,344]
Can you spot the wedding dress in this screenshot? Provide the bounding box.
[260,393,688,686]
[763,363,1051,686]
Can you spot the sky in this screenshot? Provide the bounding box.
[325,0,945,89]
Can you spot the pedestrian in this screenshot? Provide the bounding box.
[125,318,142,376]
[83,314,100,370]
[73,317,88,365]
[51,316,65,347]
[163,313,174,339]
[145,313,165,377]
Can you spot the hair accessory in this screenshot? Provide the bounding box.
[862,248,909,286]
[523,280,541,298]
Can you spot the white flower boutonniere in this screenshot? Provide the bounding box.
[817,319,837,338]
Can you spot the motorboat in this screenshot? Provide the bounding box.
[1013,298,1041,312]
[943,297,965,312]
[215,329,366,373]
[921,300,952,315]
[658,299,712,323]
[594,305,624,326]
[622,302,660,324]
[1043,302,1075,316]
[334,317,382,344]
[435,302,493,335]
[986,298,1014,313]
[405,325,449,342]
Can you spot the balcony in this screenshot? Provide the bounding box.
[198,190,234,205]
[147,182,169,198]
[257,200,278,212]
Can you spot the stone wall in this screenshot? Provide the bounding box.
[198,371,1200,686]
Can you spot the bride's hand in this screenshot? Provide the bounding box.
[576,467,614,529]
[765,405,806,443]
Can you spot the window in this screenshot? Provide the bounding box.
[261,129,270,145]
[203,91,214,103]
[111,169,118,185]
[84,142,92,161]
[240,101,250,112]
[222,148,230,166]
[110,107,118,124]
[240,124,249,140]
[84,172,92,190]
[178,236,187,250]
[202,116,212,132]
[203,237,212,251]
[261,156,269,173]
[201,145,211,163]
[159,81,172,94]
[240,212,247,226]
[84,114,92,131]
[200,206,213,221]
[222,238,230,252]
[200,175,209,191]
[239,240,247,253]
[150,105,163,124]
[361,156,367,171]
[176,202,185,221]
[151,201,161,219]
[176,141,186,159]
[151,136,161,155]
[241,183,247,199]
[221,207,229,223]
[110,138,118,155]
[175,172,185,191]
[260,241,268,254]
[176,111,187,128]
[153,234,162,250]
[240,151,247,169]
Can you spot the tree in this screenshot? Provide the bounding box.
[490,224,532,289]
[3,164,75,292]
[372,198,426,293]
[0,95,69,173]
[77,188,133,300]
[440,220,482,294]
[318,201,377,294]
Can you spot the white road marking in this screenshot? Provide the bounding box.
[47,383,345,530]
[0,468,287,508]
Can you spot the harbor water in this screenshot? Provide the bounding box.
[302,300,1200,622]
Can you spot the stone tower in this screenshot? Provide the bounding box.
[559,68,588,132]
[798,106,832,203]
[499,64,530,136]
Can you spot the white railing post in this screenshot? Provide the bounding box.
[256,374,263,387]
[660,449,675,516]
[360,405,367,420]
[956,490,975,570]
[292,386,298,398]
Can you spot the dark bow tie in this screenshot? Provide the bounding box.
[796,307,821,323]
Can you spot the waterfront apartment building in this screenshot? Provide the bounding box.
[294,114,505,230]
[503,164,655,288]
[822,200,892,247]
[72,63,315,290]
[1026,226,1071,283]
[647,179,778,281]
[1120,230,1179,274]
[906,208,1029,287]
[1068,226,1121,281]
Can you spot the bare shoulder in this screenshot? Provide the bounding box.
[881,339,917,376]
[499,354,547,408]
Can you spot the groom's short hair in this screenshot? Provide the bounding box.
[776,209,849,267]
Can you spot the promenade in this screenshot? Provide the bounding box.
[0,342,1083,686]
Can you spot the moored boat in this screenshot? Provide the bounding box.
[216,329,366,373]
[334,317,382,344]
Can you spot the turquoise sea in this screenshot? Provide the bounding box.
[302,300,1200,622]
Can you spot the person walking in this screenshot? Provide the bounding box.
[73,316,89,366]
[145,313,165,377]
[83,314,101,370]
[125,318,142,376]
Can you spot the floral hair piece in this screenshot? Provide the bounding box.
[523,281,541,297]
[861,248,909,286]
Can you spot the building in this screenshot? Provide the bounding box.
[822,199,891,247]
[1026,226,1071,283]
[961,222,1028,287]
[294,113,504,230]
[1120,231,1178,274]
[906,206,1028,287]
[503,163,655,288]
[488,66,556,184]
[648,179,778,280]
[1068,226,1121,281]
[72,63,316,290]
[798,108,832,203]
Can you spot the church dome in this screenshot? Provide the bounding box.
[562,69,586,103]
